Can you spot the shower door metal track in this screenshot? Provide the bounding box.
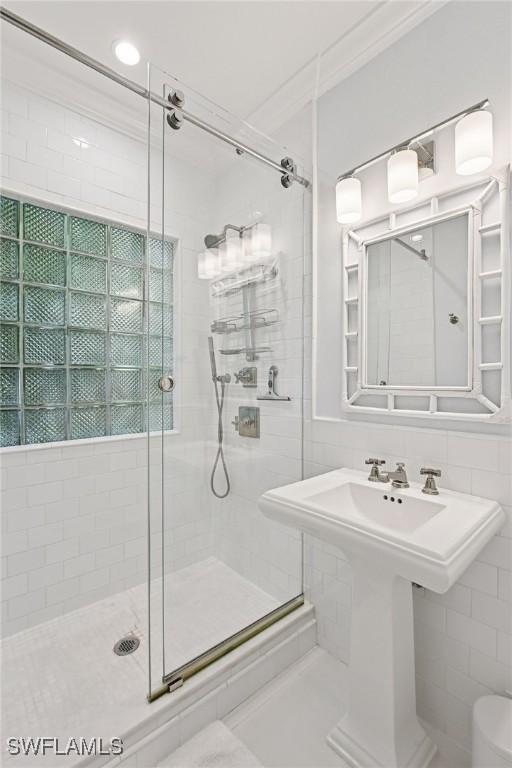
[0,8,310,189]
[147,594,305,702]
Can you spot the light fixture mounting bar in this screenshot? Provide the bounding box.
[206,223,253,250]
[338,99,489,181]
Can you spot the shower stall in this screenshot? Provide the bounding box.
[0,8,308,752]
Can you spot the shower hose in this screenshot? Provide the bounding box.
[210,376,231,498]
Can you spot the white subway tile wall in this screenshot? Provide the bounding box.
[0,435,216,635]
[208,158,306,604]
[0,79,215,635]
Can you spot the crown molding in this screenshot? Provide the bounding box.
[247,0,448,134]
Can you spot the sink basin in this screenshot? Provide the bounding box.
[260,467,503,593]
[259,468,504,768]
[305,482,442,533]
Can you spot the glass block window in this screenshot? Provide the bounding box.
[0,195,175,446]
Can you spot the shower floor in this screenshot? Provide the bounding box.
[1,557,280,765]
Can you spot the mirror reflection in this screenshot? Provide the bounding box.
[365,213,469,388]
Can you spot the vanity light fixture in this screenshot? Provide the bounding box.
[198,221,273,279]
[335,176,362,224]
[220,234,243,273]
[113,40,140,66]
[387,148,419,204]
[335,99,490,224]
[250,221,272,263]
[198,249,222,280]
[455,109,493,175]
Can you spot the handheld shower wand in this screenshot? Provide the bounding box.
[208,335,218,382]
[208,336,231,498]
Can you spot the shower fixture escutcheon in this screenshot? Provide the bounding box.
[234,367,257,387]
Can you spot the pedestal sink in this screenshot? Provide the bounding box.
[259,468,504,768]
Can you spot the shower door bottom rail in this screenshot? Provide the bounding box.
[148,593,304,702]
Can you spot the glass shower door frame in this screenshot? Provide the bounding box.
[146,63,305,703]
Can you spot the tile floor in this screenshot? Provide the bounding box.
[225,647,472,768]
[1,557,280,765]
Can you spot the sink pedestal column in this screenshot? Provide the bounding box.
[327,562,437,768]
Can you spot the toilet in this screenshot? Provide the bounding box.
[472,695,512,768]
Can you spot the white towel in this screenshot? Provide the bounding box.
[160,721,263,768]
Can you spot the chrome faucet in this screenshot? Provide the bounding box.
[388,462,409,489]
[420,467,441,495]
[365,458,387,482]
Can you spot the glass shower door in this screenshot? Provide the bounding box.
[146,63,305,700]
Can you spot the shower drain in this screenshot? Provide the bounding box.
[113,635,140,656]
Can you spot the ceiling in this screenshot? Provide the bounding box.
[1,1,443,134]
[3,1,380,117]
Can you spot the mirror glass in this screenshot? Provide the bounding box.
[365,213,469,388]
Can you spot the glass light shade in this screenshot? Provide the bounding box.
[250,222,272,263]
[219,235,242,273]
[197,249,221,279]
[241,231,253,266]
[387,149,419,204]
[455,110,493,175]
[335,177,362,224]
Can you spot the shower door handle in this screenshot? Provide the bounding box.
[158,375,175,392]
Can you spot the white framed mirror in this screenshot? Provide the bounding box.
[342,169,510,422]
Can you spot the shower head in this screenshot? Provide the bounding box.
[204,234,221,249]
[204,223,246,251]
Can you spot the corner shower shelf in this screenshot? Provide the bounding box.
[211,308,279,335]
[219,346,271,357]
[210,260,280,362]
[479,269,502,279]
[344,297,358,305]
[479,362,503,371]
[211,260,278,298]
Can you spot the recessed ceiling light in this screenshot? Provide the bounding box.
[411,233,423,243]
[113,40,140,66]
[72,137,89,149]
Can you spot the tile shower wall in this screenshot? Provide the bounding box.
[0,78,215,635]
[209,160,307,603]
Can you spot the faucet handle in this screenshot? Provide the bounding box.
[420,467,441,477]
[420,467,441,495]
[365,458,387,483]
